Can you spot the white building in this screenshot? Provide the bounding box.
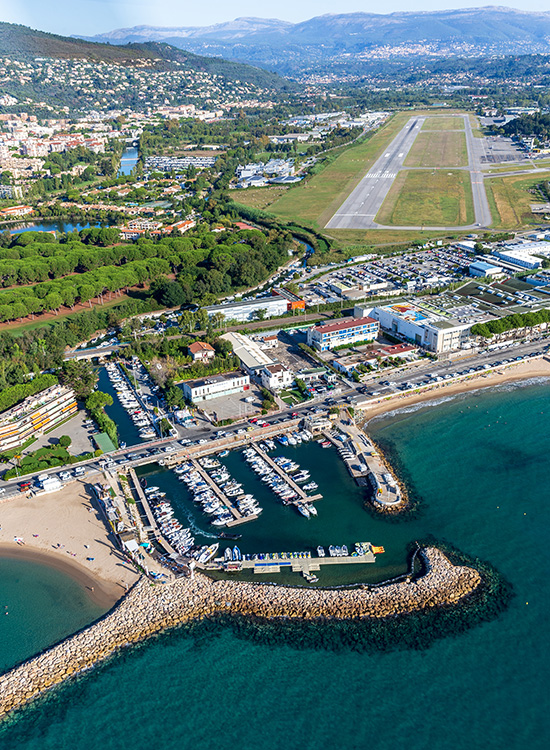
[307,317,379,352]
[181,373,250,404]
[359,301,471,354]
[206,295,288,323]
[260,364,293,391]
[220,332,274,373]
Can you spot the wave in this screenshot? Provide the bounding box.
[365,375,550,425]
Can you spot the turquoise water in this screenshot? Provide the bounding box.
[0,558,104,674]
[1,380,549,748]
[10,221,105,235]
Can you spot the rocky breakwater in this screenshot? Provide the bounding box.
[0,547,480,719]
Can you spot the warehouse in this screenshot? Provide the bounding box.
[205,294,288,322]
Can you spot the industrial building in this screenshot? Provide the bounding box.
[220,332,274,373]
[469,260,505,278]
[306,317,379,351]
[0,385,77,452]
[205,294,288,323]
[180,373,250,404]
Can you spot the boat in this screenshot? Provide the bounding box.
[296,504,310,518]
[307,504,318,516]
[217,532,242,540]
[198,543,219,564]
[218,450,229,457]
[224,547,233,562]
[321,440,331,448]
[232,546,242,561]
[317,545,325,557]
[302,571,319,584]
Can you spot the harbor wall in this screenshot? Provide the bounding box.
[0,547,480,720]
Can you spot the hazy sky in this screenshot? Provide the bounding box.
[2,1,549,37]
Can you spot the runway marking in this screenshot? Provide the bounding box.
[384,153,390,157]
[398,153,404,157]
[364,172,396,179]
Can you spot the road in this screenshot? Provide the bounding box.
[5,339,548,499]
[326,117,425,230]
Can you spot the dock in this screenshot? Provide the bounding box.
[127,468,178,555]
[250,444,323,504]
[190,459,258,528]
[230,550,376,575]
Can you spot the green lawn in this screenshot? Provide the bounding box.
[484,174,548,229]
[421,116,465,131]
[404,131,468,168]
[376,170,475,227]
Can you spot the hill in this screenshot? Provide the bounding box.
[0,22,294,91]
[82,7,550,77]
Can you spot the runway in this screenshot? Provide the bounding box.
[325,114,493,231]
[326,117,425,230]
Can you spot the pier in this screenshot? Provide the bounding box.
[190,459,257,527]
[127,468,177,555]
[250,444,323,504]
[236,550,376,575]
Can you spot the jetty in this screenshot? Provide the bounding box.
[250,444,323,504]
[0,547,484,721]
[326,421,403,508]
[190,459,257,527]
[236,550,376,575]
[127,468,177,555]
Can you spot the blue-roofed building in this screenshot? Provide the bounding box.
[469,260,505,278]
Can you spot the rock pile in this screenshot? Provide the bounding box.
[0,547,480,719]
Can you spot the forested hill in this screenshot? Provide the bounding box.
[0,22,294,92]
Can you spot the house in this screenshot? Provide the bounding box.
[260,363,294,391]
[188,342,215,362]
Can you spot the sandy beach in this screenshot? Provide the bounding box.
[362,356,550,422]
[0,479,139,607]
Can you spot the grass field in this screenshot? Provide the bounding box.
[421,116,465,131]
[484,174,548,229]
[469,114,485,138]
[404,131,468,168]
[232,186,289,211]
[375,170,475,227]
[268,112,415,228]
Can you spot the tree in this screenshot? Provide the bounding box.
[58,435,72,448]
[86,391,113,410]
[61,360,97,399]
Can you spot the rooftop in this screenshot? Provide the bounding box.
[313,317,378,335]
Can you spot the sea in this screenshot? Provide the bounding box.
[0,379,549,749]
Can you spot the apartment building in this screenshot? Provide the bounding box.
[0,385,78,452]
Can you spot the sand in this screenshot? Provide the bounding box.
[362,356,550,422]
[0,479,139,607]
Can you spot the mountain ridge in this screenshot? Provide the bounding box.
[78,7,550,77]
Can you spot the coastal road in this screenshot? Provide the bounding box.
[325,117,426,230]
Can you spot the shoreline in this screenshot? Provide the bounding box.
[0,544,125,609]
[362,357,550,424]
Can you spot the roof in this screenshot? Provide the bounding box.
[94,432,116,453]
[470,260,502,271]
[188,341,215,354]
[313,317,378,335]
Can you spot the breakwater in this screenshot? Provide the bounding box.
[0,547,481,719]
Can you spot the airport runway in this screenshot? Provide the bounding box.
[325,117,425,230]
[326,114,493,231]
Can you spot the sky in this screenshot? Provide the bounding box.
[1,0,549,37]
